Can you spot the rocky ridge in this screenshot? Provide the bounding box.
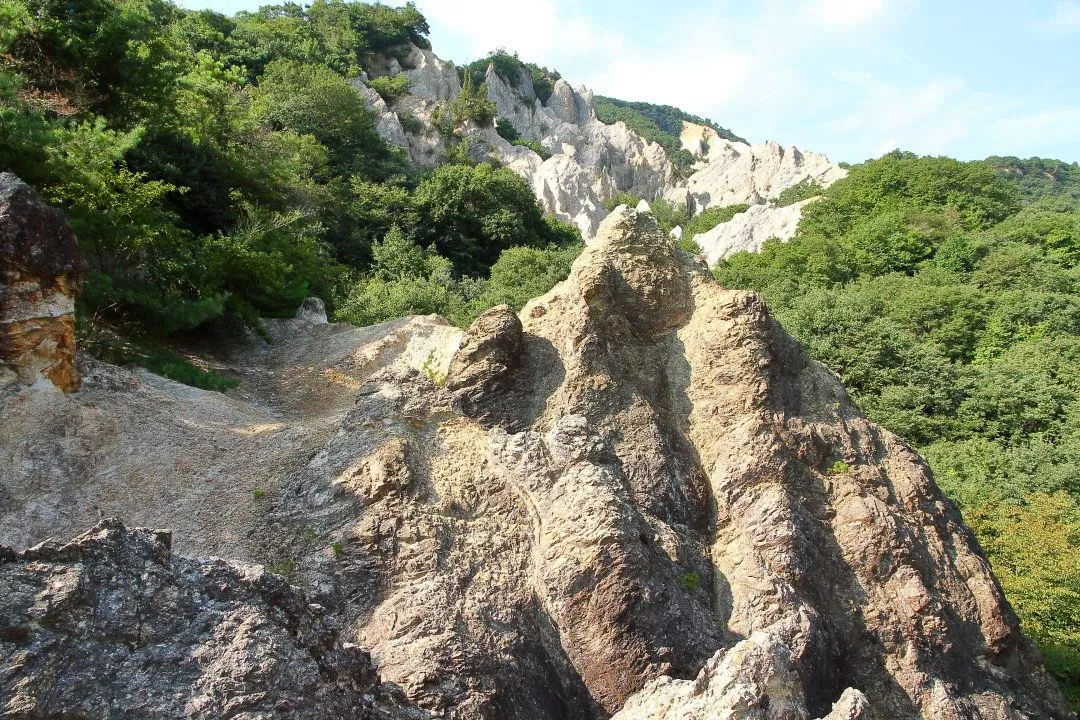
[1,205,1074,719]
[353,44,842,248]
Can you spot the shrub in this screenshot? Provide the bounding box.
[512,138,551,160]
[773,179,823,207]
[651,198,690,235]
[367,73,411,102]
[604,191,642,211]
[495,118,520,142]
[680,572,701,592]
[397,109,423,134]
[448,72,496,128]
[412,162,575,273]
[685,204,750,240]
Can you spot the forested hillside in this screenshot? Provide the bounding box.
[717,151,1080,705]
[0,0,580,386]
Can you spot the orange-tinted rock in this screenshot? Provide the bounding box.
[0,173,85,391]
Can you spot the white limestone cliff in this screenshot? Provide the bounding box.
[664,138,846,212]
[693,199,818,264]
[357,43,845,249]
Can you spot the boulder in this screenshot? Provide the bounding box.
[0,173,85,391]
[0,519,410,718]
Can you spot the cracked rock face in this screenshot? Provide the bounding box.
[0,519,413,719]
[1,207,1074,719]
[0,173,85,391]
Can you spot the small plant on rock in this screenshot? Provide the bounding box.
[680,572,701,592]
[421,351,447,385]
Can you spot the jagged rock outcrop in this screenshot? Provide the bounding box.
[480,67,675,237]
[1,208,1074,719]
[360,49,675,237]
[356,43,843,248]
[664,139,846,213]
[693,199,817,264]
[365,43,461,167]
[0,518,415,718]
[0,173,85,392]
[354,78,410,151]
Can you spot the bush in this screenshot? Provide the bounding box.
[495,118,520,142]
[412,162,576,273]
[604,191,642,212]
[511,138,551,160]
[685,204,749,240]
[367,72,411,102]
[651,198,690,235]
[397,109,423,134]
[448,72,496,128]
[773,179,823,207]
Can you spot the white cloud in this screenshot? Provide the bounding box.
[416,0,622,64]
[801,0,886,30]
[990,108,1080,144]
[1044,1,1080,31]
[823,70,1080,160]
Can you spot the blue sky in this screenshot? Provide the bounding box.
[178,0,1080,164]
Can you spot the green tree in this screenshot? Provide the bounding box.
[412,162,574,273]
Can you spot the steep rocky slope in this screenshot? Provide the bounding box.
[1,206,1073,719]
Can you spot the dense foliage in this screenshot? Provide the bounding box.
[986,156,1080,204]
[685,203,750,239]
[0,0,578,386]
[717,151,1080,705]
[465,50,562,104]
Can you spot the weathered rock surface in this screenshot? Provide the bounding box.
[481,66,674,237]
[1,207,1074,719]
[611,633,871,720]
[354,77,410,151]
[0,173,85,391]
[0,518,416,718]
[0,312,461,559]
[664,139,846,213]
[355,44,845,250]
[693,199,817,264]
